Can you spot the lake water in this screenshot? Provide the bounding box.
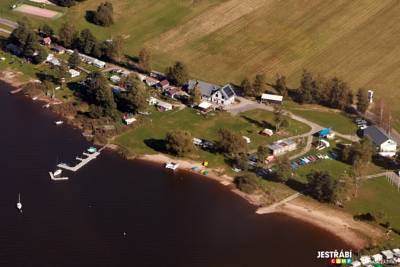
[0,81,350,267]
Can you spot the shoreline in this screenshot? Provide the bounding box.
[0,70,384,250]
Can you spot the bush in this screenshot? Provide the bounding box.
[234,173,260,194]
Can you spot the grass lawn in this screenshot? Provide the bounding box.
[114,108,310,171]
[345,176,400,230]
[285,101,358,135]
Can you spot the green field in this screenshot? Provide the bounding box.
[346,177,400,230]
[114,108,310,169]
[2,0,400,127]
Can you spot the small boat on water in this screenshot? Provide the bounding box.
[55,120,64,125]
[53,169,63,176]
[43,103,50,109]
[16,193,22,213]
[32,96,38,101]
[165,162,179,171]
[87,147,97,153]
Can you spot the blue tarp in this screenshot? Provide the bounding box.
[319,128,332,137]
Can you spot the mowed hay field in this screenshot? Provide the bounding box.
[2,0,400,125]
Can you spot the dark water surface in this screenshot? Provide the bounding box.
[0,81,350,267]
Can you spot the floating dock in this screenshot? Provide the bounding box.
[49,172,69,181]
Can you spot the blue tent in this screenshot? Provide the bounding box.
[319,128,332,137]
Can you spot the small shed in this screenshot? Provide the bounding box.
[381,250,393,260]
[261,94,283,104]
[110,75,121,83]
[157,101,173,111]
[148,97,158,105]
[53,45,65,54]
[165,86,181,99]
[93,59,106,68]
[260,128,274,136]
[319,128,332,138]
[242,136,251,144]
[371,254,383,263]
[123,114,136,125]
[198,101,212,111]
[68,69,80,78]
[158,79,170,90]
[42,37,51,46]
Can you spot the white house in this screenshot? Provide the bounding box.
[261,93,283,104]
[187,80,236,106]
[364,126,397,157]
[68,69,80,78]
[110,75,121,83]
[156,101,173,111]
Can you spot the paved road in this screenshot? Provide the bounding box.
[0,18,18,29]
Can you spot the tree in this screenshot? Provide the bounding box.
[9,19,32,47]
[166,61,189,86]
[102,35,124,62]
[298,70,313,103]
[216,128,247,156]
[138,48,151,73]
[22,30,38,58]
[165,130,194,156]
[275,155,292,183]
[371,98,392,131]
[118,75,148,113]
[256,145,269,166]
[77,29,97,55]
[273,105,288,132]
[190,84,202,105]
[41,24,54,37]
[252,74,267,96]
[234,173,259,194]
[240,78,253,97]
[33,46,48,64]
[53,62,69,86]
[356,88,369,114]
[275,74,288,97]
[307,171,338,203]
[59,22,77,48]
[68,50,81,69]
[86,71,117,118]
[326,77,352,110]
[91,2,114,27]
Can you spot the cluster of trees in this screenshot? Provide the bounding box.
[307,171,338,203]
[8,20,48,64]
[53,0,86,7]
[240,74,267,97]
[166,61,190,86]
[234,173,260,194]
[165,130,194,156]
[341,137,374,167]
[116,74,148,114]
[274,155,292,183]
[296,70,353,111]
[58,23,124,62]
[87,2,114,27]
[82,72,149,119]
[372,98,392,133]
[273,105,289,132]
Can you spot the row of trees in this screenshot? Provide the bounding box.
[240,74,267,97]
[58,23,124,62]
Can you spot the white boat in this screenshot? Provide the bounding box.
[165,162,179,170]
[32,96,38,101]
[55,120,64,125]
[43,103,50,108]
[53,169,63,176]
[16,193,22,212]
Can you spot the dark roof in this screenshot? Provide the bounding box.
[220,84,236,99]
[187,80,220,97]
[364,126,390,145]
